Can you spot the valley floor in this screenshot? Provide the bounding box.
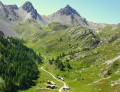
[41,67,67,92]
[19,54,120,92]
[19,65,63,92]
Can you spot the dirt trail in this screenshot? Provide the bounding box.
[41,67,67,92]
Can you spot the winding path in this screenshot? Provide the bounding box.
[104,55,120,65]
[41,67,67,92]
[87,76,111,86]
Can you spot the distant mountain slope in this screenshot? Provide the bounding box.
[45,5,107,29]
[0,1,48,26]
[0,1,9,18]
[47,5,88,27]
[0,19,19,37]
[0,1,108,28]
[0,1,19,24]
[15,1,48,26]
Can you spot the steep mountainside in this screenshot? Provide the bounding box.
[16,1,48,26]
[0,1,19,24]
[0,34,42,92]
[0,1,9,18]
[45,5,107,29]
[0,19,19,37]
[47,5,88,27]
[0,1,48,26]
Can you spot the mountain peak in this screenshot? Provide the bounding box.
[22,1,34,13]
[58,5,80,16]
[23,1,32,5]
[65,4,72,8]
[0,1,3,4]
[11,4,18,10]
[21,1,43,20]
[0,1,4,7]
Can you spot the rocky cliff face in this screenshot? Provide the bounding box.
[58,5,80,16]
[20,1,48,26]
[0,1,19,24]
[0,1,9,18]
[0,1,19,18]
[22,1,38,19]
[5,5,19,18]
[0,1,48,26]
[22,1,34,13]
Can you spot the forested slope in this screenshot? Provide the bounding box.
[0,34,42,92]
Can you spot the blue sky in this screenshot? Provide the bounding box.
[1,0,120,24]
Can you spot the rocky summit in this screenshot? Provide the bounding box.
[58,5,80,16]
[22,1,38,19]
[47,5,88,26]
[22,1,34,13]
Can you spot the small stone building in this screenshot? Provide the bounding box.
[57,76,64,81]
[46,85,56,89]
[47,81,56,85]
[46,81,56,89]
[63,86,71,90]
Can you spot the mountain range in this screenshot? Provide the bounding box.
[0,1,108,37]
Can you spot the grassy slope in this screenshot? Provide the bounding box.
[14,22,120,92]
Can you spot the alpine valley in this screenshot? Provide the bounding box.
[0,1,120,92]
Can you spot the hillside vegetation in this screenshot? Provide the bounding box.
[11,22,120,92]
[0,34,42,92]
[1,1,120,92]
